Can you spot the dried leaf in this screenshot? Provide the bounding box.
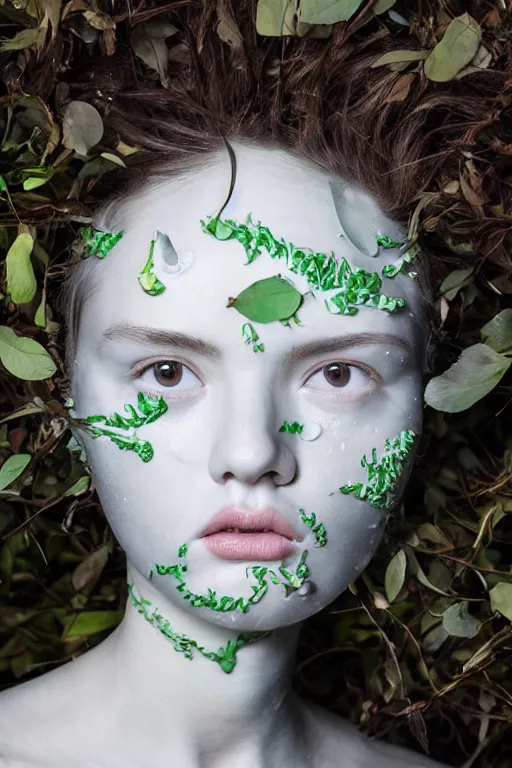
[424,13,482,82]
[131,22,178,88]
[442,601,481,638]
[256,0,298,36]
[0,454,31,492]
[62,101,104,156]
[6,233,36,305]
[384,549,406,603]
[384,73,415,103]
[298,0,364,24]
[372,49,429,68]
[480,310,512,354]
[373,0,396,13]
[0,326,56,381]
[425,344,511,413]
[490,583,512,622]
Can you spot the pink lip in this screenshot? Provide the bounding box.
[200,505,301,561]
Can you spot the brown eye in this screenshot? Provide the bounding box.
[153,361,183,387]
[323,363,351,387]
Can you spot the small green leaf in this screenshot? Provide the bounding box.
[62,101,104,156]
[373,0,397,12]
[425,343,511,413]
[6,233,36,304]
[490,582,512,622]
[481,309,512,354]
[0,326,56,381]
[63,475,91,497]
[0,454,31,492]
[424,13,481,82]
[372,49,429,68]
[256,0,298,35]
[62,610,124,638]
[22,173,53,191]
[299,0,364,24]
[100,152,126,167]
[227,276,303,323]
[0,28,40,52]
[442,601,481,638]
[384,548,407,603]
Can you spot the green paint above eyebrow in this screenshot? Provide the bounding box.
[241,322,265,352]
[381,243,420,280]
[201,214,406,315]
[138,235,166,296]
[279,421,304,434]
[153,548,310,612]
[298,508,328,547]
[338,428,417,509]
[81,392,168,462]
[128,583,270,674]
[376,233,404,250]
[79,226,124,258]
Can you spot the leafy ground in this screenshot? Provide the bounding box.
[0,1,511,766]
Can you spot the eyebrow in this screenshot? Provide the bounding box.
[98,324,412,362]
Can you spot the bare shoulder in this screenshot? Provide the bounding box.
[299,697,448,768]
[0,643,116,768]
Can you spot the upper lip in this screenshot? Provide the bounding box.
[200,505,302,541]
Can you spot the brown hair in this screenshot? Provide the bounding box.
[59,0,509,371]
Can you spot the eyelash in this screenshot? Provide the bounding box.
[130,357,382,401]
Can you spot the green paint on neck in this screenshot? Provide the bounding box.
[338,429,417,509]
[79,227,124,258]
[81,392,168,462]
[279,421,304,434]
[127,583,269,673]
[201,214,406,315]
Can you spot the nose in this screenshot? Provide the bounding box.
[208,378,298,487]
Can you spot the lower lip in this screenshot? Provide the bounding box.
[201,532,295,561]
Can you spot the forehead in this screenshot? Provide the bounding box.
[79,144,424,356]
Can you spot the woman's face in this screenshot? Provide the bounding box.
[72,144,425,632]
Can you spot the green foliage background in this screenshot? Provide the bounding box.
[0,1,511,766]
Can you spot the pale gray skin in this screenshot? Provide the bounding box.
[0,145,446,768]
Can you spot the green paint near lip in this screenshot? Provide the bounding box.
[338,428,417,509]
[279,421,304,434]
[298,508,328,547]
[138,235,166,295]
[81,392,168,462]
[200,214,406,315]
[79,226,124,258]
[153,548,311,612]
[127,583,270,673]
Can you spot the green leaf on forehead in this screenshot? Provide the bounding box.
[6,233,37,304]
[480,309,512,354]
[227,276,303,323]
[0,326,56,381]
[424,13,481,83]
[424,343,511,413]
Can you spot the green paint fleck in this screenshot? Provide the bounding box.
[338,429,417,509]
[153,547,311,612]
[381,243,420,280]
[81,392,168,463]
[79,226,124,258]
[298,508,328,547]
[279,421,304,434]
[128,583,269,673]
[201,214,406,315]
[376,233,404,250]
[138,235,166,296]
[242,322,265,353]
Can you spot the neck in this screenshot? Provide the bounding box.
[103,561,312,767]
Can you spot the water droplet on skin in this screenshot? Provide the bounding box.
[385,350,390,355]
[340,441,345,450]
[299,423,322,441]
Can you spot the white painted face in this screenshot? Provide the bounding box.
[71,143,425,632]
